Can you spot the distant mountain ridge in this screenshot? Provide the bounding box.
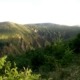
[0,22,80,55]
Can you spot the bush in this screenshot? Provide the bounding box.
[61,48,74,66]
[0,56,41,80]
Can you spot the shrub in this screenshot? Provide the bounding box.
[0,56,40,80]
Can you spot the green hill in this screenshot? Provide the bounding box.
[0,22,80,55]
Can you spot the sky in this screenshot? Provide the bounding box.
[0,0,80,25]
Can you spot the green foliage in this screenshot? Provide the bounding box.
[1,33,80,79]
[30,50,45,71]
[3,67,40,80]
[0,56,7,69]
[70,33,80,53]
[0,56,40,80]
[61,48,74,66]
[6,38,76,79]
[51,39,66,59]
[39,55,56,72]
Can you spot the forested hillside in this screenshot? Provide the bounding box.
[0,22,80,55]
[0,33,80,80]
[0,22,80,79]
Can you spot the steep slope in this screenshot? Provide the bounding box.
[0,22,80,55]
[0,22,32,54]
[25,23,80,40]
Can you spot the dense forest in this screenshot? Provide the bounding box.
[0,22,80,79]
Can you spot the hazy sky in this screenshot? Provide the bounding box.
[0,0,80,25]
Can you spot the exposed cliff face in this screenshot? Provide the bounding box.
[0,22,80,54]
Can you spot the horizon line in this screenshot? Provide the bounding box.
[0,21,79,27]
